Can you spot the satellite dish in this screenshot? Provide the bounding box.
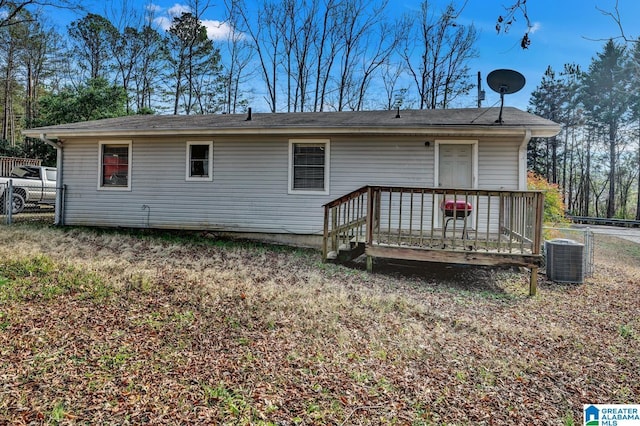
[487,69,526,124]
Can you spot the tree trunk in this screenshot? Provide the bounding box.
[636,129,640,220]
[2,40,15,143]
[606,124,616,218]
[584,133,592,216]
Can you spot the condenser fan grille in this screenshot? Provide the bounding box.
[545,239,585,283]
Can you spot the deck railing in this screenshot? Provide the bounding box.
[322,186,370,260]
[323,186,545,261]
[0,157,41,176]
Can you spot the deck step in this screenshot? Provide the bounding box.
[325,242,366,263]
[337,242,365,262]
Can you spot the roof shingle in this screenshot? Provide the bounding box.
[23,107,560,138]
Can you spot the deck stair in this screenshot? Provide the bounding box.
[326,240,366,262]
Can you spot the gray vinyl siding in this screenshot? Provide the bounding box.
[60,135,518,236]
[476,138,520,231]
[478,138,519,189]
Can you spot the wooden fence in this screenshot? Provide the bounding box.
[0,157,41,176]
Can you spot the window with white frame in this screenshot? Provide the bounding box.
[289,140,329,194]
[99,141,131,190]
[186,141,213,181]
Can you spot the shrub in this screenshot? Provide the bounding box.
[527,171,569,225]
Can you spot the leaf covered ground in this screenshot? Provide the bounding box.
[0,224,638,425]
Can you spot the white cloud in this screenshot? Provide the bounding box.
[529,22,542,34]
[202,19,235,41]
[153,16,173,31]
[145,3,163,14]
[167,3,192,18]
[151,3,237,41]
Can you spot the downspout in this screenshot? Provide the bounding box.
[39,133,64,226]
[518,129,531,191]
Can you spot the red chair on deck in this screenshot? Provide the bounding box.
[441,199,472,240]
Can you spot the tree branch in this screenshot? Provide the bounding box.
[495,0,532,49]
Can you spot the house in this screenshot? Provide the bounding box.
[23,107,560,294]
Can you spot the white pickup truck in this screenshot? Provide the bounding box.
[0,165,57,214]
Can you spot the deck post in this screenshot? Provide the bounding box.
[331,208,338,254]
[529,266,538,296]
[366,187,375,273]
[322,204,329,261]
[366,186,374,245]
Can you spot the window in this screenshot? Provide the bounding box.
[45,169,57,182]
[186,141,213,181]
[99,141,131,190]
[288,140,329,194]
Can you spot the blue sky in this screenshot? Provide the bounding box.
[456,0,640,109]
[66,0,640,111]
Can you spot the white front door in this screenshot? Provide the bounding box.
[435,142,477,227]
[438,143,473,189]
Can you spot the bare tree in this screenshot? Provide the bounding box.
[380,62,408,110]
[494,0,531,49]
[332,0,390,111]
[401,1,477,110]
[0,0,82,29]
[230,0,281,112]
[312,0,340,111]
[228,0,400,112]
[596,0,638,45]
[221,0,253,113]
[350,17,407,111]
[498,0,638,49]
[281,0,318,112]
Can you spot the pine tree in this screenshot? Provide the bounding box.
[580,40,631,218]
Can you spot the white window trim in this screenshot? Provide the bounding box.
[288,139,330,195]
[185,141,214,182]
[98,140,132,191]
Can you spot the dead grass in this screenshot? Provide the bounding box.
[0,224,638,425]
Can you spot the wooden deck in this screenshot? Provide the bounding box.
[323,186,545,295]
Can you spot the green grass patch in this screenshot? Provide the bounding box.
[202,382,255,419]
[49,401,68,423]
[618,324,635,339]
[0,310,9,330]
[597,235,640,263]
[0,254,111,302]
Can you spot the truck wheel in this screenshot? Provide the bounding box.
[10,193,25,214]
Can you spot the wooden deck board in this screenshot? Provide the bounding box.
[366,244,542,268]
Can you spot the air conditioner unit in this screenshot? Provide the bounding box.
[545,239,584,283]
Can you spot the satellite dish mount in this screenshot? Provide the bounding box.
[486,69,525,124]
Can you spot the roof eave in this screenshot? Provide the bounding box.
[24,124,561,139]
